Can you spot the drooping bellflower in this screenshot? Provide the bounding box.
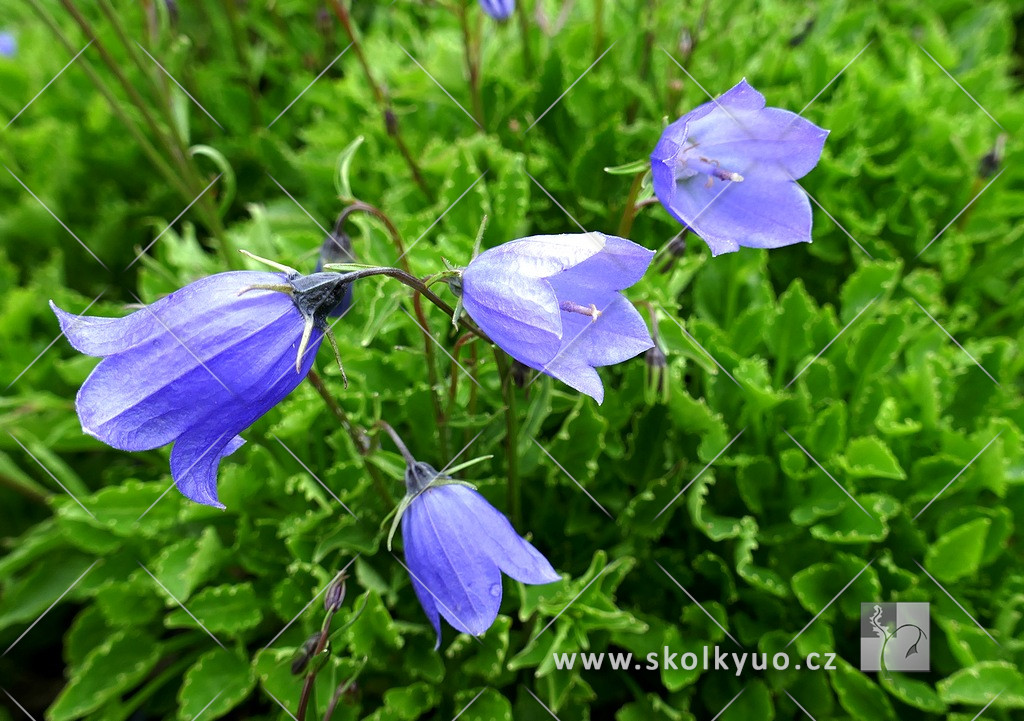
[459,233,654,403]
[479,0,514,20]
[395,448,559,648]
[51,267,351,508]
[650,79,829,256]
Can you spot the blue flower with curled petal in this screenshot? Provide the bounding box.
[398,457,559,648]
[50,266,351,508]
[479,0,514,20]
[650,79,829,256]
[459,233,654,403]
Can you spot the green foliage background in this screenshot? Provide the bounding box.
[1,0,1022,719]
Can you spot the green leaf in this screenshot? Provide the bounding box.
[840,437,906,479]
[164,583,262,635]
[879,672,947,713]
[150,527,225,600]
[48,630,162,721]
[925,517,990,582]
[452,688,512,721]
[176,648,256,721]
[839,260,901,323]
[938,661,1024,708]
[830,657,896,721]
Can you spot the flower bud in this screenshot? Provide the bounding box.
[324,573,347,612]
[290,632,323,675]
[978,134,1006,179]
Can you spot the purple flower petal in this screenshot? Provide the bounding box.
[651,78,828,256]
[479,0,514,20]
[540,291,654,403]
[52,270,326,508]
[461,233,654,402]
[402,486,504,641]
[401,484,558,647]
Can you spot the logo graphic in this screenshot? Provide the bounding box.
[860,602,930,673]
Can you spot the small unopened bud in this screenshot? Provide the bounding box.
[315,6,332,34]
[979,134,1006,179]
[788,17,815,47]
[384,108,398,136]
[324,573,347,612]
[291,632,323,675]
[511,360,531,389]
[658,230,688,274]
[678,28,694,59]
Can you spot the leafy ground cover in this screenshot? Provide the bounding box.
[0,1,1022,719]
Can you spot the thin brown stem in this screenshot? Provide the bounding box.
[616,171,645,237]
[328,0,433,200]
[306,368,391,505]
[413,294,451,459]
[458,3,484,128]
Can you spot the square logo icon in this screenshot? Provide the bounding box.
[860,602,930,672]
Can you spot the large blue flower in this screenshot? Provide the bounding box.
[400,461,559,647]
[460,233,654,403]
[651,79,829,256]
[51,270,348,508]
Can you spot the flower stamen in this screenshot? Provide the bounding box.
[560,301,602,322]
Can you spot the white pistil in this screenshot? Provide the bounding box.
[560,301,602,322]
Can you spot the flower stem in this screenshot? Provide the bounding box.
[413,294,451,459]
[458,3,485,128]
[296,582,344,721]
[328,0,434,201]
[515,0,534,74]
[306,368,392,506]
[0,472,50,505]
[593,0,605,61]
[493,351,521,526]
[616,171,645,237]
[376,420,417,466]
